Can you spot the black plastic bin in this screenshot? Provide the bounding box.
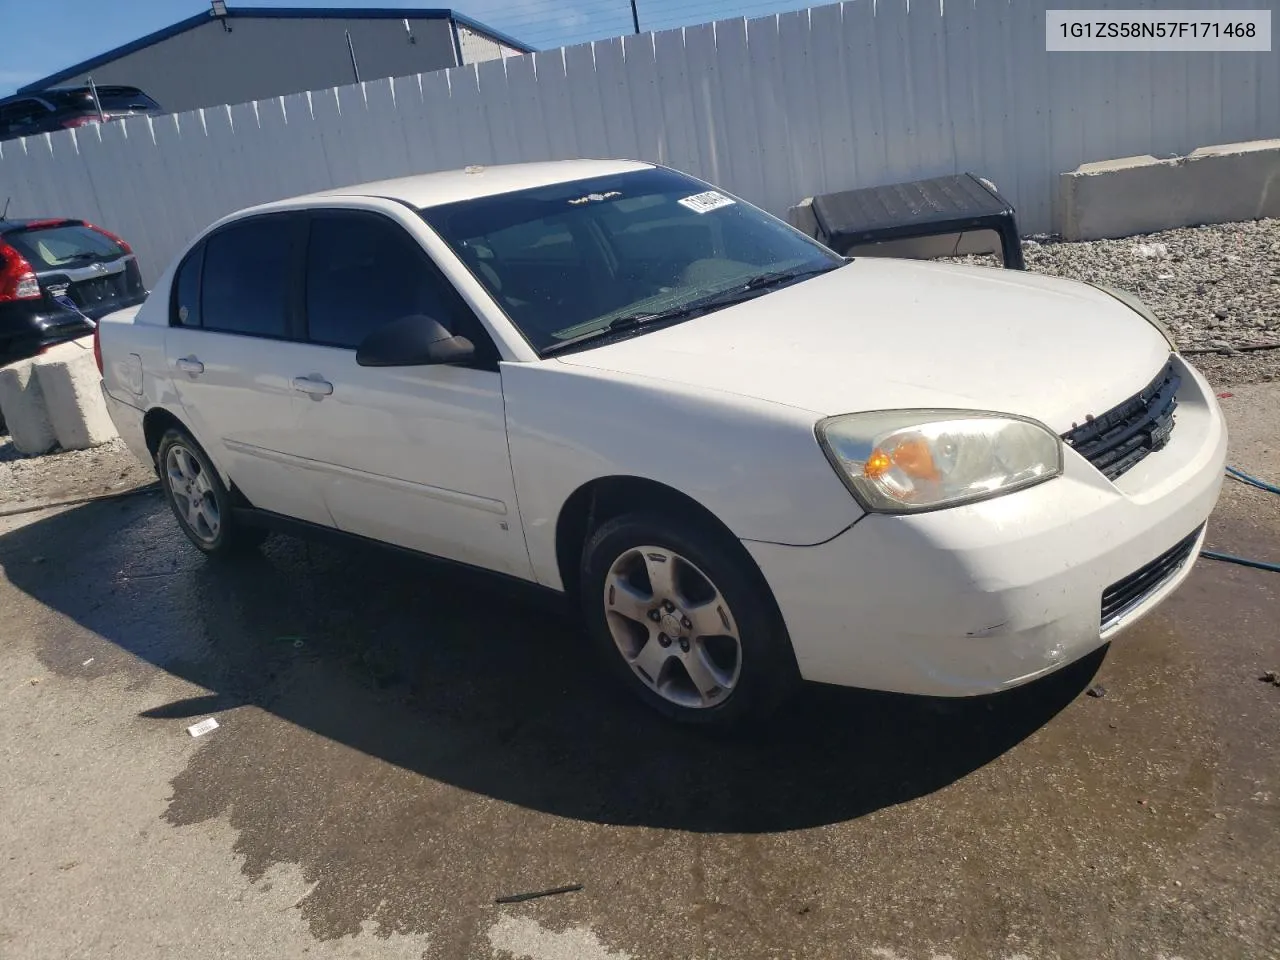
[806,173,1026,270]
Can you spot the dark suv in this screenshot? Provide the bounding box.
[0,86,163,142]
[0,219,148,363]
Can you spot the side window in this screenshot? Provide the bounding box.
[0,100,47,137]
[201,215,296,338]
[305,211,486,355]
[170,242,203,327]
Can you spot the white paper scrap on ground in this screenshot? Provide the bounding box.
[82,658,94,667]
[187,717,219,738]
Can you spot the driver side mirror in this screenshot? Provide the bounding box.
[355,314,475,367]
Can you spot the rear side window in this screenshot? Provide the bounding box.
[201,216,297,338]
[48,87,162,113]
[5,224,124,268]
[304,211,477,350]
[0,99,48,136]
[171,243,203,327]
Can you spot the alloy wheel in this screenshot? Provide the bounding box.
[602,545,742,708]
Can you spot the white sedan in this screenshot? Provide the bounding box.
[97,159,1227,727]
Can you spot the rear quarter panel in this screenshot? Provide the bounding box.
[502,360,865,590]
[98,274,230,483]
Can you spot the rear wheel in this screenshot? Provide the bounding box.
[580,513,799,728]
[157,428,266,556]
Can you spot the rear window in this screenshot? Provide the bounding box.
[5,224,125,268]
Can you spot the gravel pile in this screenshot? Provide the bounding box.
[0,436,156,510]
[946,217,1280,386]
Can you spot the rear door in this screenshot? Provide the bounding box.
[165,212,333,527]
[281,208,532,577]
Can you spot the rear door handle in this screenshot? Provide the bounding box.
[175,357,204,375]
[292,376,334,397]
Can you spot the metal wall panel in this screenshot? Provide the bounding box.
[30,17,460,116]
[2,0,1275,286]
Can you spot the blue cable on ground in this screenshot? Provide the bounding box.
[1201,550,1280,574]
[1226,465,1280,496]
[1200,465,1280,574]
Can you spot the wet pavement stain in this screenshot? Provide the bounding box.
[2,494,1278,958]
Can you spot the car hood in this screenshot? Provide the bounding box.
[555,258,1172,432]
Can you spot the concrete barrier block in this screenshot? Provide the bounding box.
[1059,139,1280,240]
[0,358,57,455]
[33,339,118,451]
[787,198,820,238]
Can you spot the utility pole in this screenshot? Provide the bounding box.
[630,0,640,34]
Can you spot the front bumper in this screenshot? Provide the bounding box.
[746,356,1228,697]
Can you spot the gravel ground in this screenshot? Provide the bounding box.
[948,217,1280,385]
[0,437,155,511]
[2,218,1276,504]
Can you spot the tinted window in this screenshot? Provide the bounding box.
[0,99,48,135]
[6,223,125,268]
[172,244,203,328]
[201,216,296,338]
[47,87,162,113]
[305,212,473,350]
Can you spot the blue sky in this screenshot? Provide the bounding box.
[0,0,811,98]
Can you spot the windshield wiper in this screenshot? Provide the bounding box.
[739,260,847,292]
[540,260,848,357]
[541,307,704,356]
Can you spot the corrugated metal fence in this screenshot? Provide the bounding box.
[2,0,1276,284]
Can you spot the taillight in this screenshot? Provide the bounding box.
[0,241,41,302]
[62,116,104,129]
[85,222,133,255]
[93,322,104,375]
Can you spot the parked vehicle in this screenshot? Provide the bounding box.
[0,86,163,142]
[0,218,147,363]
[95,160,1226,727]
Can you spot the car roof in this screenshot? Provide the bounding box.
[0,218,81,233]
[297,159,656,209]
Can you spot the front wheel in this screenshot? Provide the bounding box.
[580,513,799,728]
[157,427,266,557]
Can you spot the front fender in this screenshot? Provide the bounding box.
[502,361,863,589]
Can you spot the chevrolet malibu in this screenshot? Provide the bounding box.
[97,160,1227,727]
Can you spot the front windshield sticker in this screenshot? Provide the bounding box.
[677,190,736,214]
[568,190,623,206]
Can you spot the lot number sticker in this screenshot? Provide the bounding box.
[678,191,736,214]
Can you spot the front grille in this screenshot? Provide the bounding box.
[1101,525,1202,629]
[1062,360,1180,480]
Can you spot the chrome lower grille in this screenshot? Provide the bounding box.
[1101,525,1202,630]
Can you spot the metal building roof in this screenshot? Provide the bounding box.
[17,6,533,94]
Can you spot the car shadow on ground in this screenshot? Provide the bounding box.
[1,494,1102,832]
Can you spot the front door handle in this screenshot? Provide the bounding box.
[175,356,204,375]
[292,376,334,398]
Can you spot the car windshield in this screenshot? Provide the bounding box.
[419,168,844,353]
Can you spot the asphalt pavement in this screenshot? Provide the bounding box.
[1,385,1277,960]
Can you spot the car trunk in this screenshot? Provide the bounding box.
[6,221,147,320]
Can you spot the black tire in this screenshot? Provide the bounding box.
[580,512,800,729]
[156,427,267,557]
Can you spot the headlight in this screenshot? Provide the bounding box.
[1088,283,1177,350]
[816,410,1063,513]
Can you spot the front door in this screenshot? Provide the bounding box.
[283,208,532,579]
